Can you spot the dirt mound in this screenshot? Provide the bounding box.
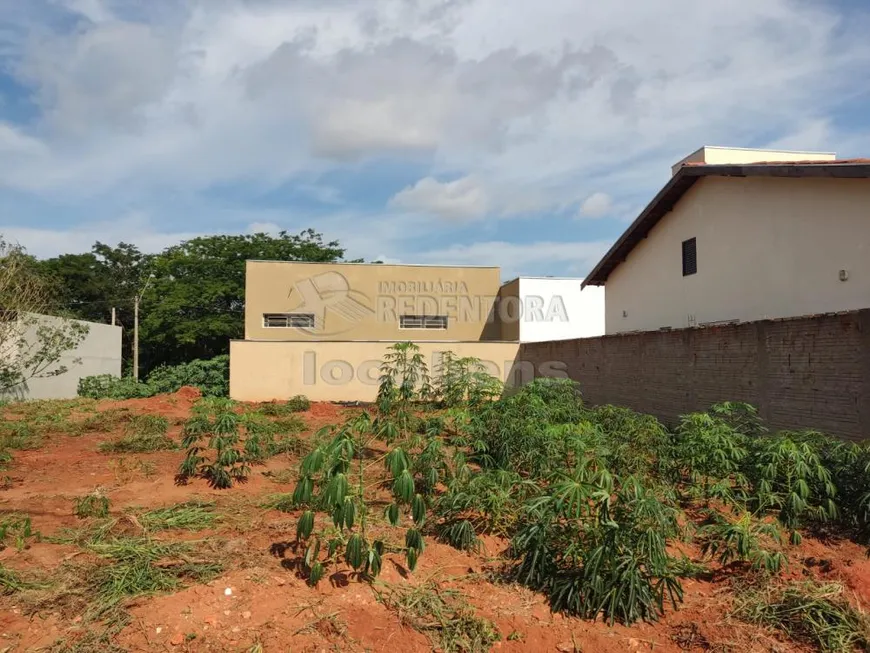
[175,386,203,402]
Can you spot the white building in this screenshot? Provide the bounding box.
[498,276,605,342]
[1,313,122,401]
[583,147,870,334]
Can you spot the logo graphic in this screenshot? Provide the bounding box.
[289,271,374,335]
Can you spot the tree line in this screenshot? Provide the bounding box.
[7,229,347,378]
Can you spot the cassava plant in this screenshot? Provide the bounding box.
[292,411,435,585]
[376,342,431,441]
[697,510,785,573]
[177,398,271,488]
[673,412,747,504]
[432,352,502,409]
[511,465,684,625]
[744,432,838,545]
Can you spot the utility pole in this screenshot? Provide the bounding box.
[133,297,140,381]
[133,274,155,382]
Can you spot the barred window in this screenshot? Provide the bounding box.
[263,313,315,328]
[399,314,448,330]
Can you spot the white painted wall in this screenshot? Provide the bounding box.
[516,277,605,342]
[605,176,870,334]
[671,146,836,175]
[1,314,122,400]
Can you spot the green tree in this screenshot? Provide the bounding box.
[0,239,89,396]
[38,242,152,373]
[140,230,344,370]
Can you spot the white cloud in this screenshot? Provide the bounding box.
[579,192,613,218]
[1,0,869,273]
[417,240,612,278]
[0,213,205,258]
[389,175,490,220]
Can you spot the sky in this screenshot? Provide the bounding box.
[1,0,869,279]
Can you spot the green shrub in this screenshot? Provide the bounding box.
[78,375,155,400]
[146,355,229,397]
[79,356,229,400]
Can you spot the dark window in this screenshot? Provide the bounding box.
[399,315,448,330]
[263,313,315,328]
[682,238,697,276]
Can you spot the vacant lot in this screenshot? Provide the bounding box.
[1,385,869,652]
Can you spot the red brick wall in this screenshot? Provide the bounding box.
[518,310,870,440]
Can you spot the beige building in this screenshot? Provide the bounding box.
[232,261,604,401]
[244,261,504,342]
[584,147,870,334]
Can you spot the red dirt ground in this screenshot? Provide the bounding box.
[1,390,868,652]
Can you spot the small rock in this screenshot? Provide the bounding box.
[242,611,251,620]
[224,610,231,616]
[170,632,184,646]
[203,615,218,627]
[275,577,286,586]
[224,587,233,596]
[231,626,240,633]
[156,627,162,635]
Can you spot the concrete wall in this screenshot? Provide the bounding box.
[605,177,870,334]
[517,278,605,342]
[230,340,523,402]
[520,310,870,440]
[245,261,503,342]
[2,314,122,401]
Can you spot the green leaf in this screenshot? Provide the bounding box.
[385,503,400,527]
[308,561,325,586]
[406,546,419,571]
[393,470,415,503]
[346,533,364,570]
[344,498,356,529]
[297,510,314,541]
[412,494,426,527]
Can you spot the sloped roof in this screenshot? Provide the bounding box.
[582,160,870,287]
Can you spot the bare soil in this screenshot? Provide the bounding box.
[1,389,868,652]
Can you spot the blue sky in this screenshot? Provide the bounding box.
[1,0,869,279]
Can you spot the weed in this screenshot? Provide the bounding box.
[0,514,40,551]
[76,408,133,434]
[74,491,111,519]
[138,501,219,531]
[0,563,27,594]
[257,395,310,416]
[99,415,175,453]
[263,468,296,485]
[377,581,500,653]
[261,493,296,512]
[733,581,870,652]
[88,538,222,615]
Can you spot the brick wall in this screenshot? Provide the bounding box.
[518,310,870,440]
